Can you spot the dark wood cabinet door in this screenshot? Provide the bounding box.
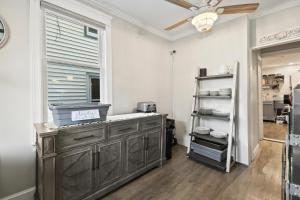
[95,140,122,187]
[126,134,146,174]
[146,129,161,165]
[56,146,94,200]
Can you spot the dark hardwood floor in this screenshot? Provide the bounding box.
[264,121,287,141]
[103,141,282,200]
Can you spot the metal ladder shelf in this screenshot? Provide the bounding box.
[188,62,239,173]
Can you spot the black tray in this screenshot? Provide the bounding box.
[190,133,228,150]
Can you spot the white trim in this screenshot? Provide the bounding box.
[252,37,300,51]
[78,0,170,41]
[251,0,300,20]
[263,63,300,69]
[42,0,112,26]
[102,24,113,114]
[29,0,44,145]
[171,29,197,41]
[0,187,35,200]
[47,58,99,69]
[252,143,260,161]
[78,0,300,41]
[263,138,285,143]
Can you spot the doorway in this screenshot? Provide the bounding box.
[259,47,300,142]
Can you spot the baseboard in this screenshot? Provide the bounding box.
[263,137,284,143]
[0,187,35,200]
[252,143,261,161]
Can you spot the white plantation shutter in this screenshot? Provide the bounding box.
[45,10,101,105]
[45,11,100,66]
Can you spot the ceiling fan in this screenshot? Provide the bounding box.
[165,0,259,32]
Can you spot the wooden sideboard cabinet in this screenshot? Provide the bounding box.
[35,114,167,200]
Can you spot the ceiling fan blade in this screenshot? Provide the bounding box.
[165,0,198,10]
[208,0,222,7]
[216,3,259,14]
[213,0,222,7]
[165,18,190,31]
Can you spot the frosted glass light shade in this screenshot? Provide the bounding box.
[191,12,218,32]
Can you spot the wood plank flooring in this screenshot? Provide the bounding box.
[103,141,282,200]
[264,121,287,141]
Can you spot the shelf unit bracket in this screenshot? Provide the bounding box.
[289,134,300,147]
[286,182,300,197]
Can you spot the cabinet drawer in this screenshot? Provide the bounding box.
[141,118,161,131]
[110,121,139,138]
[57,125,106,150]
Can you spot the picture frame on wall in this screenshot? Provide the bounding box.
[0,15,9,48]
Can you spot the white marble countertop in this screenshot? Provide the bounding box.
[106,112,159,122]
[35,112,162,135]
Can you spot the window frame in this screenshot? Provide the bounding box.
[87,73,100,103]
[39,2,113,121]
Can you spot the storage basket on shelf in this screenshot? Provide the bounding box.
[49,103,111,127]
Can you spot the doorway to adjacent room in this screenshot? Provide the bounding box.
[260,47,300,142]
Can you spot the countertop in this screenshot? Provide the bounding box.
[34,112,165,137]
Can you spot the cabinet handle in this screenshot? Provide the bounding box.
[97,151,100,169]
[146,122,158,126]
[73,135,95,141]
[92,152,96,170]
[118,127,133,132]
[144,137,147,151]
[145,137,149,150]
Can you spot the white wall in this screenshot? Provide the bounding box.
[171,16,250,165]
[111,18,172,115]
[249,5,300,162]
[2,0,299,198]
[0,0,35,198]
[252,5,300,47]
[0,1,172,198]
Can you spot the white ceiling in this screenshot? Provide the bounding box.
[83,0,300,40]
[262,48,300,68]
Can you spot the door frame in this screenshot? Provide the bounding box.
[250,38,300,161]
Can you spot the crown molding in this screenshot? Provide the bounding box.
[263,63,300,69]
[251,0,300,19]
[171,29,197,41]
[78,0,300,42]
[44,0,112,25]
[78,0,172,41]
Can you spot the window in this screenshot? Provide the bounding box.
[88,74,100,102]
[44,9,104,107]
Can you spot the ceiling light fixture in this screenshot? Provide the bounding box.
[191,12,218,32]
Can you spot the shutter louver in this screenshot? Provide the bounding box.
[45,12,100,66]
[45,11,100,105]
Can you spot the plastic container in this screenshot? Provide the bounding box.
[49,103,111,127]
[191,141,227,162]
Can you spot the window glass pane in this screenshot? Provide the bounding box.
[45,11,100,66]
[48,63,100,104]
[45,10,101,105]
[91,77,100,102]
